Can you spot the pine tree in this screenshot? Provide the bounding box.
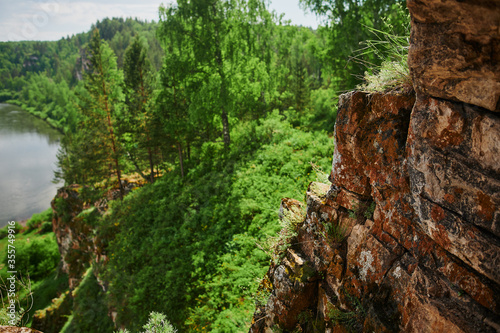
[78,29,125,198]
[122,36,157,183]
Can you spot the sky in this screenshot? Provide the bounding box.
[0,0,321,42]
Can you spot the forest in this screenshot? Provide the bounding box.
[0,0,409,331]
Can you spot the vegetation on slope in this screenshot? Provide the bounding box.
[99,110,333,331]
[0,0,410,331]
[0,209,68,328]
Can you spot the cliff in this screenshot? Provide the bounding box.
[249,0,500,332]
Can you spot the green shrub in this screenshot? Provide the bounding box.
[266,201,306,264]
[322,222,348,243]
[60,267,114,333]
[0,227,7,240]
[10,236,60,281]
[102,111,333,331]
[26,208,53,233]
[39,221,53,234]
[0,221,20,239]
[117,312,177,333]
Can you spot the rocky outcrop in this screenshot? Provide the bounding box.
[49,182,136,290]
[50,186,91,290]
[407,0,500,112]
[249,0,500,331]
[31,291,72,333]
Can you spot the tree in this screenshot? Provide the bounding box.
[122,36,157,183]
[78,29,125,198]
[300,0,408,90]
[158,0,274,151]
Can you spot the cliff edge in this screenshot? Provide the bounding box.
[249,0,500,332]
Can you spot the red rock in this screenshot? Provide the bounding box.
[250,87,499,332]
[407,0,500,112]
[251,1,500,331]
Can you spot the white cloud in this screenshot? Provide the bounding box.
[0,0,317,42]
[0,0,166,41]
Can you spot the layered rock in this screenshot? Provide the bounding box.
[50,186,91,290]
[49,182,135,289]
[38,182,138,330]
[249,1,500,331]
[407,0,500,112]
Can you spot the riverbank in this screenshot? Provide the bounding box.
[0,103,62,227]
[5,99,66,134]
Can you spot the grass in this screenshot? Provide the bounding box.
[322,222,348,243]
[310,162,330,184]
[0,210,69,328]
[353,4,412,93]
[26,208,53,233]
[264,201,306,264]
[348,200,376,220]
[0,227,54,270]
[28,270,69,324]
[327,288,367,333]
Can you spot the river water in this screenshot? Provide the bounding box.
[0,104,62,227]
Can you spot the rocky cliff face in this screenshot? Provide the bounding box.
[249,1,500,332]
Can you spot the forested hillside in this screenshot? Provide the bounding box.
[0,0,409,332]
[0,17,161,132]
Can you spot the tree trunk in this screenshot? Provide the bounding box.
[147,145,155,183]
[128,151,148,182]
[177,141,184,178]
[221,108,230,150]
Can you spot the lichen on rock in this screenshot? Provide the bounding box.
[249,2,500,329]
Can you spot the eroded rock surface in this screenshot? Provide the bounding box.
[50,186,91,290]
[250,83,500,332]
[250,3,500,326]
[407,0,500,112]
[251,0,500,330]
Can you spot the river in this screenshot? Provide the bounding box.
[0,104,62,228]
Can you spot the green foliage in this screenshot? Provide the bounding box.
[349,200,376,220]
[328,307,358,331]
[6,236,60,281]
[0,275,33,327]
[121,36,158,183]
[0,223,21,240]
[70,28,126,198]
[60,267,114,333]
[0,3,413,331]
[26,208,53,233]
[355,4,411,92]
[27,270,70,329]
[300,0,409,91]
[310,162,330,184]
[158,0,275,149]
[0,218,65,328]
[364,202,376,220]
[0,18,162,133]
[142,312,177,333]
[252,283,271,309]
[327,289,366,332]
[321,222,348,243]
[265,201,306,264]
[101,111,333,332]
[348,207,357,219]
[39,221,54,235]
[116,312,177,333]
